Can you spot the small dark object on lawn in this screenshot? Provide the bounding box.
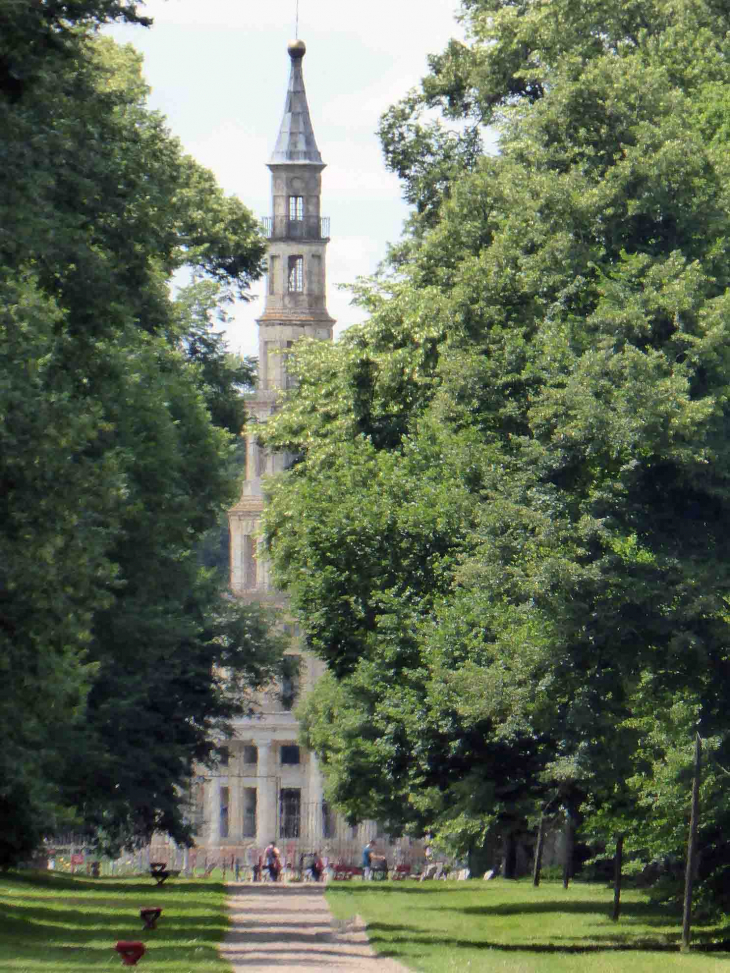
[115,941,146,966]
[149,862,168,886]
[149,862,180,886]
[140,907,162,930]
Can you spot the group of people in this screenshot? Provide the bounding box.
[261,842,325,882]
[243,838,446,883]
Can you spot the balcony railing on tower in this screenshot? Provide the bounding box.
[261,216,330,240]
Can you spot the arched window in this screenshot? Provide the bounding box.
[288,255,304,292]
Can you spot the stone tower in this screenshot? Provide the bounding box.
[220,39,336,855]
[169,41,416,871]
[230,38,334,598]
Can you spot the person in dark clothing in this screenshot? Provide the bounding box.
[264,841,281,881]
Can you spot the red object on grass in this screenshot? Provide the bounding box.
[115,941,146,966]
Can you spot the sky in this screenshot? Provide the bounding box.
[107,0,466,358]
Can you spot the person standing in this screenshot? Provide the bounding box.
[420,844,439,881]
[310,851,324,882]
[264,841,281,882]
[362,840,375,880]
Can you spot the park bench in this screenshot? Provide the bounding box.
[332,862,363,880]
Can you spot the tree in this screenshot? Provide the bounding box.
[0,0,150,100]
[264,0,730,893]
[0,24,282,860]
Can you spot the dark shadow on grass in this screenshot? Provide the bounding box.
[437,898,671,922]
[365,922,730,957]
[327,883,473,897]
[2,872,225,896]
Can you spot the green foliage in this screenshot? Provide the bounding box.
[0,20,278,861]
[173,279,257,435]
[0,0,150,100]
[264,0,730,903]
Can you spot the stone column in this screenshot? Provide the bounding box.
[206,777,221,847]
[309,752,324,844]
[257,741,278,844]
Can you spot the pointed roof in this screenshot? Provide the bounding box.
[270,40,323,165]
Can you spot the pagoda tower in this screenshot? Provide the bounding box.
[220,40,335,853]
[160,42,415,869]
[229,38,334,599]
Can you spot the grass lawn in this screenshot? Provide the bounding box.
[326,878,730,972]
[0,870,230,971]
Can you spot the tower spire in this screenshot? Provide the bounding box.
[270,41,323,165]
[230,37,334,598]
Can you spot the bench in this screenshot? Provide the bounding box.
[332,863,363,880]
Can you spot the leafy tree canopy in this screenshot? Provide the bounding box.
[264,0,730,898]
[0,20,281,862]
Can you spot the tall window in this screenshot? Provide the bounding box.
[243,535,257,589]
[220,786,229,839]
[288,255,304,292]
[283,340,296,391]
[243,788,257,838]
[288,195,304,220]
[243,745,258,766]
[280,788,301,838]
[268,254,278,294]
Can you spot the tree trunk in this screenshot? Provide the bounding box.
[533,815,546,887]
[612,833,624,922]
[502,833,518,879]
[682,733,702,952]
[562,810,575,889]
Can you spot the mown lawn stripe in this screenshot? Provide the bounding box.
[0,872,232,972]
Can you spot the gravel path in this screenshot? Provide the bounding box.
[220,883,411,972]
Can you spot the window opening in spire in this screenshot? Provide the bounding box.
[288,255,304,292]
[268,254,278,294]
[243,535,257,589]
[288,196,304,221]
